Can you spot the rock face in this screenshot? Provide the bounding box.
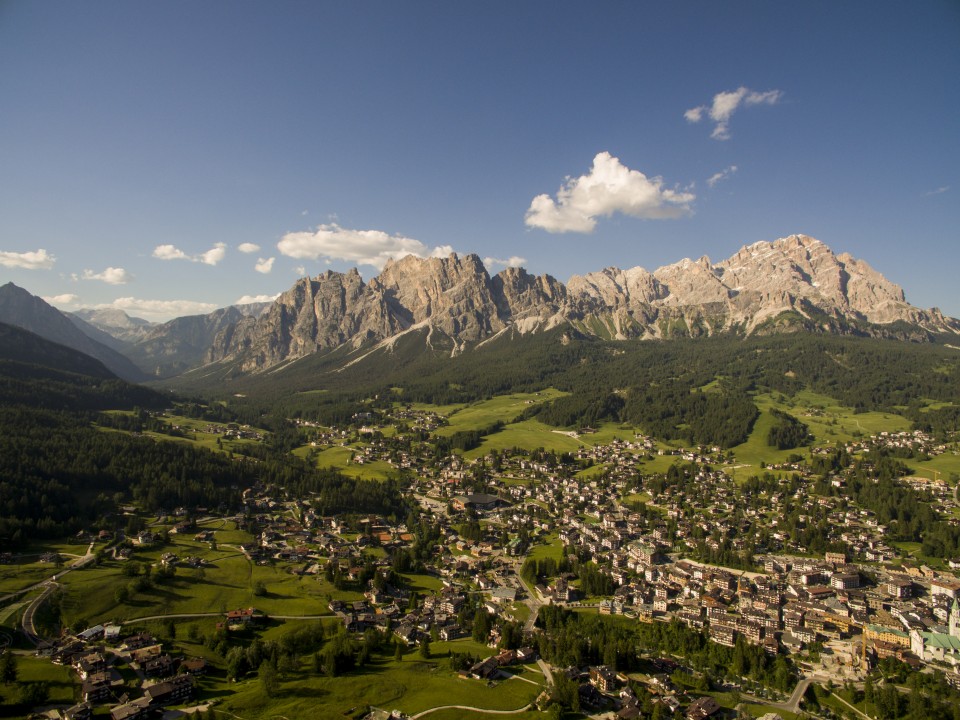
[567,234,958,337]
[148,235,960,375]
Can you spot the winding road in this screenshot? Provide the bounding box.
[12,542,97,646]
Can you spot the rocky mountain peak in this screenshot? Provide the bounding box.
[121,234,960,376]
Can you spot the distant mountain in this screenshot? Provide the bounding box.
[124,304,270,378]
[0,321,115,380]
[71,307,155,344]
[0,283,147,382]
[0,321,168,411]
[194,234,958,375]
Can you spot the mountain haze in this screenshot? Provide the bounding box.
[0,283,147,381]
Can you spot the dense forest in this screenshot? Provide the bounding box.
[189,330,960,446]
[0,329,414,547]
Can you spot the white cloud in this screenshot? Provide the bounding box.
[43,293,80,306]
[707,165,739,188]
[93,297,219,322]
[484,256,527,270]
[153,242,227,265]
[685,87,783,140]
[82,267,133,285]
[926,186,950,196]
[277,223,454,271]
[238,242,261,253]
[295,266,307,276]
[254,257,275,274]
[524,152,695,234]
[0,248,55,270]
[199,242,227,266]
[236,293,280,305]
[152,244,189,261]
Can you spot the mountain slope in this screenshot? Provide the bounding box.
[189,234,957,375]
[0,283,147,381]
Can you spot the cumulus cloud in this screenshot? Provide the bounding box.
[153,242,227,265]
[524,152,695,234]
[236,293,280,305]
[277,223,454,271]
[43,293,80,306]
[707,165,739,188]
[82,267,133,285]
[0,248,55,270]
[199,243,227,265]
[152,244,189,261]
[238,242,261,253]
[93,297,219,322]
[685,87,783,140]
[484,256,527,271]
[254,257,275,274]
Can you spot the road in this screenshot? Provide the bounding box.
[410,700,533,719]
[15,542,97,646]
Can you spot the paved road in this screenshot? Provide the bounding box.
[21,582,57,645]
[782,676,813,714]
[17,542,97,645]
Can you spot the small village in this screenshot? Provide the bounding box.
[10,406,960,720]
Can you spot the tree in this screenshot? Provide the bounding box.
[394,641,404,661]
[259,658,280,697]
[253,580,267,596]
[419,638,431,659]
[17,681,49,707]
[114,585,130,604]
[0,650,17,684]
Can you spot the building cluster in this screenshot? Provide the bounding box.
[34,625,207,720]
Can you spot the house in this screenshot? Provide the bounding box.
[110,697,152,720]
[143,674,194,705]
[590,665,619,693]
[468,656,501,680]
[687,696,722,720]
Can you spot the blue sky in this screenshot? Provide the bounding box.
[1,1,958,321]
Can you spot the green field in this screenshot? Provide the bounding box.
[0,655,78,715]
[53,533,356,627]
[433,391,567,437]
[724,391,914,481]
[214,653,543,720]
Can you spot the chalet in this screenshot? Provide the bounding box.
[468,656,501,680]
[226,607,260,625]
[110,697,152,720]
[81,672,112,703]
[143,674,194,705]
[142,653,177,678]
[179,657,208,675]
[687,696,722,720]
[62,702,94,720]
[590,665,619,693]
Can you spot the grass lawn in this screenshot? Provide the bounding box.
[434,391,567,437]
[56,539,345,626]
[217,653,542,719]
[724,391,913,482]
[0,655,78,713]
[464,419,583,460]
[741,703,799,719]
[527,534,565,564]
[909,451,960,482]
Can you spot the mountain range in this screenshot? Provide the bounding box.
[2,234,957,383]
